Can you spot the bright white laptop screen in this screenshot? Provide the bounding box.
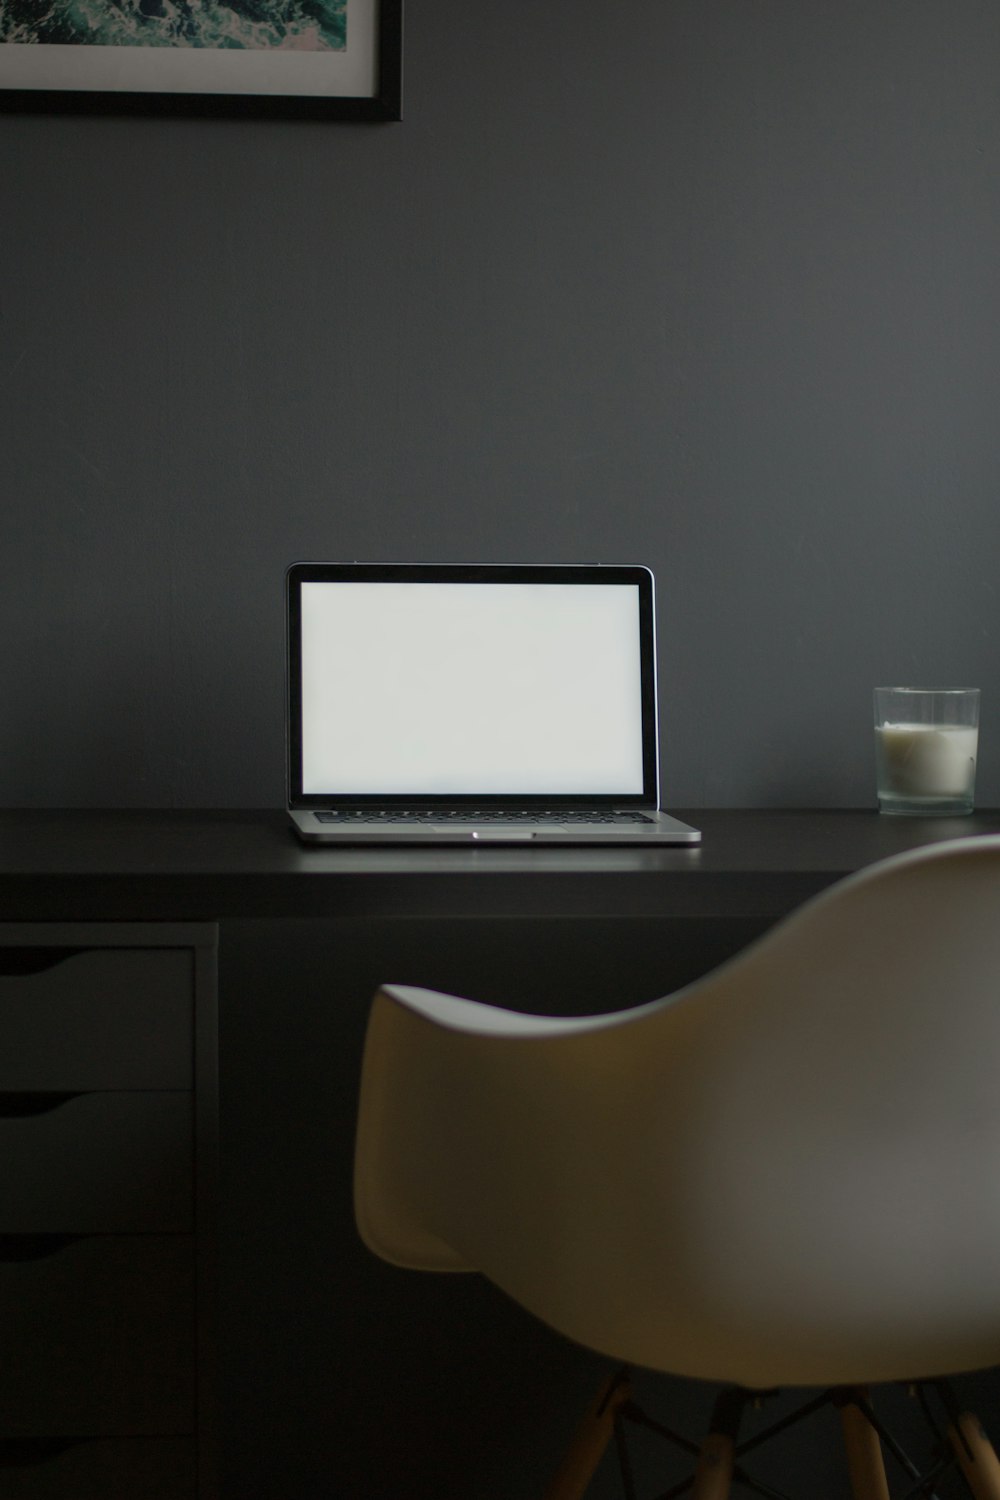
[291,570,651,799]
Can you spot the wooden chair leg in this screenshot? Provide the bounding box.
[691,1388,746,1500]
[840,1391,891,1500]
[691,1429,737,1500]
[542,1367,632,1500]
[947,1411,1000,1500]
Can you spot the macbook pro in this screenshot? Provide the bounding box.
[286,562,700,845]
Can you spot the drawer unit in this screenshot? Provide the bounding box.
[0,1093,192,1233]
[0,1236,195,1435]
[0,1437,196,1500]
[0,924,217,1500]
[0,949,192,1090]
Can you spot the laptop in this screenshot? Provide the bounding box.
[286,562,700,845]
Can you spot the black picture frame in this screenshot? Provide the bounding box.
[0,0,402,120]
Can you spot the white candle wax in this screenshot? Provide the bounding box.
[875,722,978,798]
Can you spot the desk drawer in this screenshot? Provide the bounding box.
[0,950,192,1090]
[0,1094,192,1233]
[0,1236,195,1436]
[0,1436,196,1499]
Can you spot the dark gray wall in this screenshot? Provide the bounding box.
[3,0,1000,809]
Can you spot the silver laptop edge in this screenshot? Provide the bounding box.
[289,809,700,844]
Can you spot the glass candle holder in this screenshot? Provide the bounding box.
[874,687,979,815]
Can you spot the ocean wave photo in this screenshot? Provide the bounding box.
[0,0,346,49]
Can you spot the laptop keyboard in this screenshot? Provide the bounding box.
[315,809,656,825]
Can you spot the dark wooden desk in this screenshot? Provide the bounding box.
[3,805,999,921]
[4,808,999,1500]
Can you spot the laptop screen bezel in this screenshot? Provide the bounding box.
[286,562,660,810]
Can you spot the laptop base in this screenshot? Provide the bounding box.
[289,809,701,845]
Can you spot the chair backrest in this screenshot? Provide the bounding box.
[354,835,1000,1388]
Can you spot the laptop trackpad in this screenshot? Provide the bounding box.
[472,828,535,841]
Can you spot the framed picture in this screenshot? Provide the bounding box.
[0,0,402,119]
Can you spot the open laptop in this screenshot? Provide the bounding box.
[286,562,700,845]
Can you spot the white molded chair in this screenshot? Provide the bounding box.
[354,834,1000,1500]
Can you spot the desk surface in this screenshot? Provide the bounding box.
[1,807,999,921]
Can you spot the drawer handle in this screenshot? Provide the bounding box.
[0,1233,82,1262]
[0,1437,92,1468]
[0,948,85,977]
[0,1091,83,1117]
